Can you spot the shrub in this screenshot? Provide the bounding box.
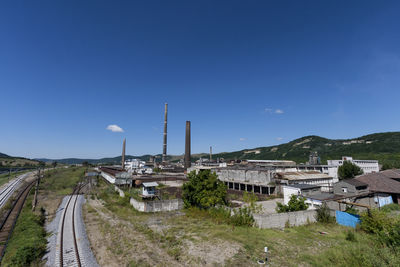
[360,209,391,234]
[315,203,335,223]
[230,206,255,227]
[380,203,400,213]
[377,221,400,249]
[182,170,227,209]
[345,230,356,242]
[276,195,309,213]
[345,205,359,215]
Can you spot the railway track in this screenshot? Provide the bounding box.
[0,173,30,208]
[57,183,87,267]
[0,179,36,261]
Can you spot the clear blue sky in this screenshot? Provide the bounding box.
[1,1,400,159]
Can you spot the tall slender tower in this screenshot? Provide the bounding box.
[210,146,212,162]
[184,121,191,169]
[122,138,126,170]
[162,103,168,163]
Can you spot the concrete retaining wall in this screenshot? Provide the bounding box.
[114,186,125,197]
[130,198,183,212]
[254,210,317,229]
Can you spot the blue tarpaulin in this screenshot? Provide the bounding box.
[336,211,361,228]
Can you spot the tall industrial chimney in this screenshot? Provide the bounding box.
[210,146,212,162]
[162,103,168,163]
[184,121,191,169]
[122,138,126,170]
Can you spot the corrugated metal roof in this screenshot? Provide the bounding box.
[287,184,321,190]
[276,171,332,180]
[142,182,159,187]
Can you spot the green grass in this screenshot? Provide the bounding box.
[39,167,85,195]
[0,169,32,187]
[1,192,47,266]
[92,178,400,266]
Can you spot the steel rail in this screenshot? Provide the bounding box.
[59,182,87,267]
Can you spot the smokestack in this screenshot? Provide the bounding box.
[122,138,126,170]
[162,103,168,162]
[184,121,191,169]
[210,146,212,162]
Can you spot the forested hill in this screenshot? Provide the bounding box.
[212,132,400,168]
[0,153,9,158]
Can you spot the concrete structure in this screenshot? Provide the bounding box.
[99,167,132,185]
[308,151,321,165]
[130,198,183,212]
[282,184,321,205]
[246,159,296,166]
[141,182,158,198]
[355,172,400,204]
[184,121,191,169]
[121,138,126,170]
[162,103,168,163]
[254,210,317,229]
[215,166,276,195]
[275,171,334,192]
[333,179,369,195]
[327,156,379,174]
[246,160,339,182]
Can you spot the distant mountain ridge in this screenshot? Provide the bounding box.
[15,131,400,168]
[212,132,400,167]
[0,153,10,158]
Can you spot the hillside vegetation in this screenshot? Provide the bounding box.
[212,132,400,167]
[0,157,40,168]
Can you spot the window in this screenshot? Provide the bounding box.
[342,187,348,193]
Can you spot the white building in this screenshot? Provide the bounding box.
[125,159,146,171]
[327,156,379,174]
[282,184,323,209]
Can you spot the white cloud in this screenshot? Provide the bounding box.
[239,138,246,141]
[276,137,284,141]
[106,124,124,133]
[264,108,284,114]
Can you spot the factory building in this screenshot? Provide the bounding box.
[327,156,379,174]
[275,171,334,192]
[99,167,132,185]
[213,166,276,195]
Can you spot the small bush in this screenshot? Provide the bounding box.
[345,205,359,215]
[230,206,254,227]
[380,203,400,213]
[377,221,400,249]
[315,203,335,223]
[276,195,309,213]
[345,230,356,242]
[360,209,391,234]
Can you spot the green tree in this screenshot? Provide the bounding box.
[52,161,58,168]
[276,195,309,213]
[182,170,227,209]
[338,161,363,180]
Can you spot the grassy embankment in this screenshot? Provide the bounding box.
[0,169,32,188]
[1,192,46,266]
[1,167,85,266]
[86,179,400,266]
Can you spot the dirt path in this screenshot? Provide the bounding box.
[83,198,185,267]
